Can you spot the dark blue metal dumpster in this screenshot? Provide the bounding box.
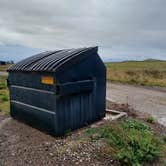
[7,47,106,136]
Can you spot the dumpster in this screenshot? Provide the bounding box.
[7,47,106,136]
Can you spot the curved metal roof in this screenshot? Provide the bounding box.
[8,47,98,72]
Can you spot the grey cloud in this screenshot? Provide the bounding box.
[0,0,166,61]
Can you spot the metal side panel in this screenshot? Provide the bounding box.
[10,85,56,111]
[10,100,56,134]
[57,80,94,96]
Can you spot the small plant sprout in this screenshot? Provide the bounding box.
[146,116,155,123]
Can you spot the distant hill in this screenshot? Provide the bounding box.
[105,58,166,63]
[143,58,165,62]
[120,59,166,63]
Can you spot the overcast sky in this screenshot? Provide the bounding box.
[0,0,166,62]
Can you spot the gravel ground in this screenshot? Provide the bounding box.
[107,82,166,126]
[0,115,116,166]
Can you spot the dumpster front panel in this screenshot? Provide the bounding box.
[8,72,57,134]
[10,100,56,133]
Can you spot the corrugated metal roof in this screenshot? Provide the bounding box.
[8,47,97,72]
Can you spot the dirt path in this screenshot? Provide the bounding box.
[107,82,166,126]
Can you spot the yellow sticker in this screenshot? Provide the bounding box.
[41,76,54,85]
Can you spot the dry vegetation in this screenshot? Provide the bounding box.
[0,76,9,114]
[0,64,10,71]
[106,60,166,87]
[0,65,10,114]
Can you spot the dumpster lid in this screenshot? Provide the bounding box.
[8,46,98,72]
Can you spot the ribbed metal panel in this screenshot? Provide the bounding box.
[8,47,96,72]
[8,51,57,71]
[55,92,95,135]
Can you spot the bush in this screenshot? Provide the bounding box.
[85,119,161,166]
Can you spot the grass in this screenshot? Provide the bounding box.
[0,65,10,114]
[146,116,155,124]
[0,64,11,71]
[163,135,166,143]
[85,119,165,166]
[0,76,9,114]
[106,60,166,87]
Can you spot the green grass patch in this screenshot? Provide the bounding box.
[163,160,166,166]
[85,119,163,166]
[163,135,166,143]
[1,94,8,102]
[106,61,166,87]
[0,76,7,89]
[146,116,155,124]
[0,76,9,114]
[0,82,6,89]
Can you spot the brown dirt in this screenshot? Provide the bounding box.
[0,115,116,166]
[0,102,166,166]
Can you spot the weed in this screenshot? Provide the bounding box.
[0,76,7,89]
[163,160,166,166]
[121,119,150,131]
[146,116,155,123]
[85,119,162,166]
[0,82,6,89]
[1,95,8,101]
[163,135,166,143]
[85,128,97,135]
[0,76,9,114]
[64,129,72,136]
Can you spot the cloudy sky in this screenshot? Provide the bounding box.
[0,0,166,62]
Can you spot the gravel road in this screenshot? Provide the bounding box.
[107,82,166,126]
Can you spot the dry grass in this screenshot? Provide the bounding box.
[0,76,9,114]
[0,64,11,114]
[0,64,11,71]
[106,61,166,87]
